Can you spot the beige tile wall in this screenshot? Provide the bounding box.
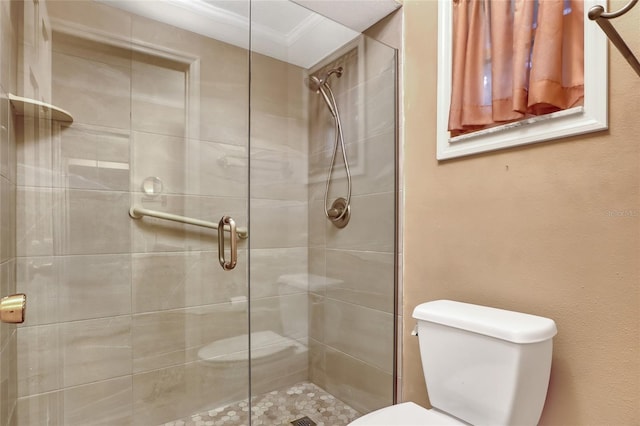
[10,2,399,425]
[361,11,403,402]
[0,0,18,424]
[307,36,396,415]
[249,51,311,402]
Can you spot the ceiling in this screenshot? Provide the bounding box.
[99,0,400,68]
[292,0,401,33]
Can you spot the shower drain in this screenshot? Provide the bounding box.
[290,416,317,426]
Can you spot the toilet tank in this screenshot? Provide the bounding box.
[412,300,557,426]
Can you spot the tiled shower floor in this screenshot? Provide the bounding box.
[163,381,361,426]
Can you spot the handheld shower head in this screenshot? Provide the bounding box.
[305,75,324,93]
[306,67,344,118]
[305,67,343,92]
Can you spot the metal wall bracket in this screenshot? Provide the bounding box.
[589,0,640,77]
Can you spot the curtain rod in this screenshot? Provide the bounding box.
[589,0,640,77]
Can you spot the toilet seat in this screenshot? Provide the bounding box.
[348,402,465,426]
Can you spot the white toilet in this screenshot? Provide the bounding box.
[350,300,557,426]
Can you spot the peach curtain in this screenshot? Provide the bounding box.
[448,0,584,136]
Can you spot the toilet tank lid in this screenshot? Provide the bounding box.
[412,300,557,343]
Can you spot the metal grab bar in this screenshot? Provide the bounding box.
[218,216,237,270]
[589,0,640,77]
[129,206,249,239]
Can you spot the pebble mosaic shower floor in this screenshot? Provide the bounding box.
[164,381,361,426]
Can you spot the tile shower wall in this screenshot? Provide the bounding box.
[0,0,18,424]
[9,0,299,424]
[9,1,395,425]
[307,38,396,414]
[249,52,310,396]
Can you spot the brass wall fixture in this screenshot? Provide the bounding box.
[0,293,26,324]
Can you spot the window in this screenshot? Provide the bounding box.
[437,0,608,160]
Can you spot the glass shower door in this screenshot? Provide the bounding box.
[3,0,397,424]
[9,0,252,424]
[249,2,398,424]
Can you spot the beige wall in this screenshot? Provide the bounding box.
[402,1,639,425]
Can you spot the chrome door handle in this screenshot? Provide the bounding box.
[218,216,237,271]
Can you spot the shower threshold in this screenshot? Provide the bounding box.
[163,381,360,426]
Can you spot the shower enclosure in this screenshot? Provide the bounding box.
[0,0,397,424]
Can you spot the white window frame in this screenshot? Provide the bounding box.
[436,0,609,160]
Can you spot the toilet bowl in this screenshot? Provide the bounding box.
[349,300,557,426]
